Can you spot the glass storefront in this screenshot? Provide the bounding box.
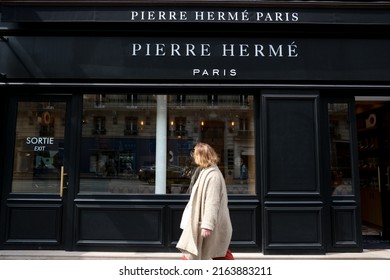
[3,1,385,255]
[12,101,66,194]
[79,94,256,194]
[4,92,365,253]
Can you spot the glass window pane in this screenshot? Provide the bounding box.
[167,94,255,194]
[12,101,66,194]
[79,94,256,195]
[328,103,353,195]
[80,94,157,194]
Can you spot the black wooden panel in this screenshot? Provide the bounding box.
[75,204,164,245]
[230,206,259,244]
[263,95,320,194]
[168,204,260,248]
[331,206,359,247]
[264,206,323,251]
[6,203,62,243]
[167,205,185,246]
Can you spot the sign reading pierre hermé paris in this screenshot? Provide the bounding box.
[3,36,390,81]
[2,6,390,81]
[128,8,299,23]
[2,6,390,24]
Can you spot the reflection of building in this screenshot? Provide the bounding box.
[1,1,390,255]
[81,94,255,192]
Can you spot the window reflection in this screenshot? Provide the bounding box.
[328,103,353,195]
[79,94,255,194]
[12,102,66,193]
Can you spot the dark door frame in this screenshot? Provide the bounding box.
[320,94,362,253]
[0,93,78,250]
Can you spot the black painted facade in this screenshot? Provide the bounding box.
[1,1,390,255]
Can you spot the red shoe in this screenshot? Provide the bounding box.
[212,249,234,260]
[181,249,234,260]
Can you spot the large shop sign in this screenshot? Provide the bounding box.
[128,9,299,23]
[2,6,390,25]
[1,36,390,81]
[129,40,298,78]
[1,6,390,82]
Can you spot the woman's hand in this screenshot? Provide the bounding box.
[201,228,212,238]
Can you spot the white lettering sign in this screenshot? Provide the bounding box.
[26,137,55,152]
[26,137,54,145]
[130,42,298,58]
[129,9,299,23]
[193,68,237,77]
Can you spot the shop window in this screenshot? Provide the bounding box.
[79,94,255,195]
[11,101,66,193]
[328,103,353,195]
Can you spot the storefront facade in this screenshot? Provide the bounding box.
[1,0,390,254]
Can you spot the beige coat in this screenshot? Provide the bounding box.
[176,165,232,260]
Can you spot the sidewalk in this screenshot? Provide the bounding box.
[1,249,390,260]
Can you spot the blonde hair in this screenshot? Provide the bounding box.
[193,143,219,168]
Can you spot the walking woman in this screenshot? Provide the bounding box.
[177,143,234,260]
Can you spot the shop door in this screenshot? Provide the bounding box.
[356,101,390,239]
[0,96,75,249]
